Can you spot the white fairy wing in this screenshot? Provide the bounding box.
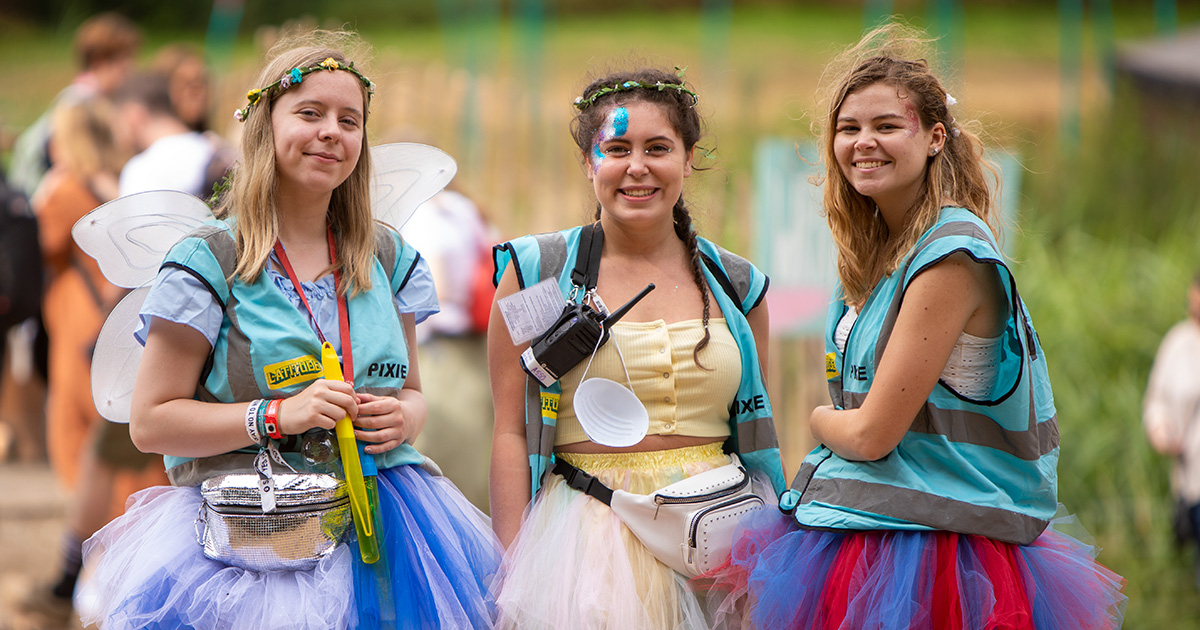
[370,143,457,231]
[91,286,150,423]
[72,190,215,289]
[81,147,452,423]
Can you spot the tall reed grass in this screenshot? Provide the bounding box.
[1016,83,1200,628]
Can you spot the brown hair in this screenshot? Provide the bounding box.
[74,13,141,70]
[216,29,376,296]
[571,68,714,366]
[816,23,999,308]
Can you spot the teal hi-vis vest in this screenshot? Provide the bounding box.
[158,220,427,482]
[493,226,787,498]
[782,208,1059,545]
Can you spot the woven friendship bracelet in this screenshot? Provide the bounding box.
[245,399,266,446]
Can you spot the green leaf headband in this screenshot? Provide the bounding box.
[234,57,375,122]
[573,68,698,111]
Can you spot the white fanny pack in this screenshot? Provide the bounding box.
[553,453,766,577]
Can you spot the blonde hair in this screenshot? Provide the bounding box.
[215,29,376,296]
[815,23,999,307]
[50,98,123,179]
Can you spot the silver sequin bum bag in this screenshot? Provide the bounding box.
[195,472,352,572]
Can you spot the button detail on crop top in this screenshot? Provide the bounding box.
[553,318,741,446]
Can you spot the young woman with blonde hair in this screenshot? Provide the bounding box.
[78,30,501,629]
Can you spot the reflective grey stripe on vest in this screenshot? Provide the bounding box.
[844,390,1059,460]
[533,231,568,288]
[199,224,404,403]
[792,461,1048,544]
[859,220,1059,460]
[184,226,258,403]
[715,247,756,308]
[875,221,994,367]
[525,379,555,460]
[168,451,257,486]
[524,232,569,462]
[519,230,772,465]
[737,416,779,451]
[812,218,1054,543]
[374,227,397,279]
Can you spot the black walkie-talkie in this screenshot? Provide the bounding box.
[520,283,655,387]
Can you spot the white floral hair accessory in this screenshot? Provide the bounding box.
[946,93,958,107]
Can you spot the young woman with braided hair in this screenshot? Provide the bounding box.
[707,24,1126,628]
[488,68,785,628]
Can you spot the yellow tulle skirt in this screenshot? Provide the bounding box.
[494,442,741,630]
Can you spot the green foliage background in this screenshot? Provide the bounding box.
[1015,83,1200,627]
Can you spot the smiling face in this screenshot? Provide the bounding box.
[833,81,945,218]
[586,100,693,229]
[271,69,365,200]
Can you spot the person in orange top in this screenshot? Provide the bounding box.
[21,97,167,623]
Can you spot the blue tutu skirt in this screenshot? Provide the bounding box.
[77,464,503,630]
[704,507,1127,630]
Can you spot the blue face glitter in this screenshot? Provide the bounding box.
[611,106,629,136]
[592,106,630,171]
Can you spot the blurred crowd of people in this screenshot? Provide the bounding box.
[0,12,494,628]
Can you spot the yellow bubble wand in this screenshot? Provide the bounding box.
[321,341,380,564]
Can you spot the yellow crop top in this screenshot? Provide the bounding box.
[554,318,741,446]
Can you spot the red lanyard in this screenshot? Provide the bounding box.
[272,228,354,384]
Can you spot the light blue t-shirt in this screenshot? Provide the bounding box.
[136,249,439,351]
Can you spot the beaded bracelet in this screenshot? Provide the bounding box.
[264,399,284,440]
[244,399,266,446]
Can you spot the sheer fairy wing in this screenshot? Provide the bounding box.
[81,148,451,422]
[91,286,151,423]
[72,190,215,289]
[74,190,212,422]
[370,143,457,232]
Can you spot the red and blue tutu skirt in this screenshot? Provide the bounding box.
[704,507,1126,629]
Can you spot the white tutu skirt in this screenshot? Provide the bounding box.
[494,442,758,630]
[78,464,503,630]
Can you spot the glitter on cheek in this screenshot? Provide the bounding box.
[591,106,630,172]
[904,103,920,137]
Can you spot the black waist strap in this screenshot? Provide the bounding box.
[552,458,614,505]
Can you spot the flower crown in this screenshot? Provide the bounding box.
[234,57,375,122]
[573,68,698,111]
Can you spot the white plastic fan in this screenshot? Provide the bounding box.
[74,143,457,422]
[573,377,649,447]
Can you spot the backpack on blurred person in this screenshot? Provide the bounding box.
[0,167,42,331]
[468,242,496,335]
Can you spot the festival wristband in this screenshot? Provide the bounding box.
[256,402,269,443]
[245,399,266,446]
[264,399,284,440]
